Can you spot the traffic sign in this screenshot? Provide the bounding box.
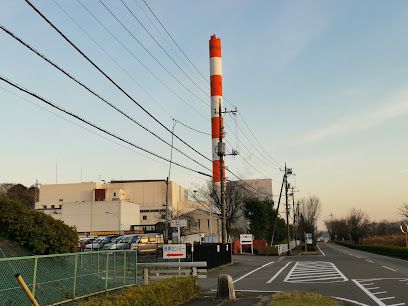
[163,244,186,259]
[170,219,187,228]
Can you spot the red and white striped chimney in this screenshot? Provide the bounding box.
[209,34,225,189]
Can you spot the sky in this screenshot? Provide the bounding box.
[1,0,408,225]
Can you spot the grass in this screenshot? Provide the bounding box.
[77,276,199,306]
[336,241,408,260]
[271,291,337,306]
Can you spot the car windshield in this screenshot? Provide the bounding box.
[112,236,124,243]
[119,236,134,243]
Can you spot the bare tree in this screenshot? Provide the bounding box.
[298,195,322,241]
[324,217,348,241]
[399,203,408,219]
[347,208,370,244]
[190,180,253,239]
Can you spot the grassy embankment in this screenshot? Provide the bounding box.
[77,276,198,306]
[271,291,337,306]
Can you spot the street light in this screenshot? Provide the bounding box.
[105,211,121,234]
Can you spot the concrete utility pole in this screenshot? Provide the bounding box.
[165,119,176,244]
[285,164,291,255]
[218,102,227,244]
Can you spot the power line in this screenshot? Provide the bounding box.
[174,119,210,136]
[141,0,209,84]
[0,25,212,173]
[74,0,208,122]
[24,0,211,164]
[138,1,284,170]
[98,0,209,106]
[120,0,210,98]
[0,75,212,178]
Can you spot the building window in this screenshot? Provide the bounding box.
[51,205,55,209]
[161,214,166,219]
[59,199,63,202]
[59,205,62,209]
[142,215,147,220]
[43,205,47,209]
[113,192,116,197]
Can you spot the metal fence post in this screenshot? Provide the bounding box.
[123,251,126,286]
[31,256,38,298]
[105,253,109,292]
[73,253,78,299]
[97,252,100,277]
[113,252,116,283]
[134,251,137,285]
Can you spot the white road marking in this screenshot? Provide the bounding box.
[353,279,407,306]
[277,256,284,262]
[366,260,375,263]
[233,261,274,283]
[316,243,326,256]
[353,279,388,306]
[284,261,348,283]
[266,261,291,284]
[232,290,370,306]
[382,266,397,272]
[380,297,395,301]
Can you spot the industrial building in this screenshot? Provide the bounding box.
[35,180,190,234]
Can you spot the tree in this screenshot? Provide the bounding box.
[244,198,286,242]
[297,195,322,242]
[399,203,408,219]
[324,217,348,241]
[347,208,370,244]
[191,180,260,239]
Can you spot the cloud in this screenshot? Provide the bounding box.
[294,89,408,145]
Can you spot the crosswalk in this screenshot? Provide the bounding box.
[284,261,348,283]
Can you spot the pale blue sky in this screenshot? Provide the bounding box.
[1,0,408,223]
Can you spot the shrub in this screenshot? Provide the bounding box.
[336,241,408,260]
[0,196,78,254]
[78,276,199,306]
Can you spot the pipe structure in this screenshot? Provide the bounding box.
[15,273,39,306]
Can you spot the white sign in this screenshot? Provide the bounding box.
[305,233,313,244]
[170,219,187,228]
[163,244,186,259]
[240,234,253,245]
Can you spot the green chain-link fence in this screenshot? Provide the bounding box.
[0,250,138,305]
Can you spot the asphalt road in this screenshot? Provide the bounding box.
[197,243,408,306]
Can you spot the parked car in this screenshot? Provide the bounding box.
[85,235,120,251]
[130,233,164,255]
[77,238,95,252]
[103,235,126,250]
[114,234,140,250]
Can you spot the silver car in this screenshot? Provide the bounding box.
[103,235,126,250]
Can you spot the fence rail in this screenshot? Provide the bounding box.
[0,250,138,306]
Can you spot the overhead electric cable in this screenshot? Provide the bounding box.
[120,0,210,98]
[0,25,211,173]
[141,0,209,84]
[174,119,210,136]
[74,0,208,122]
[0,75,212,178]
[24,0,211,163]
[98,0,209,106]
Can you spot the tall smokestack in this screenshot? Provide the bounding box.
[209,34,225,191]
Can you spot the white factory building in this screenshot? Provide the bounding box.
[35,180,190,234]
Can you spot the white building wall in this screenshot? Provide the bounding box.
[41,201,139,233]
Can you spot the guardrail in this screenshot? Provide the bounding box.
[138,262,207,285]
[276,240,301,255]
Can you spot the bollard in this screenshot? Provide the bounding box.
[217,274,236,300]
[143,268,149,285]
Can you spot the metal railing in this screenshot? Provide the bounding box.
[0,250,138,306]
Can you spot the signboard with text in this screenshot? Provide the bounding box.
[170,219,187,228]
[305,233,313,245]
[163,244,186,259]
[240,234,253,245]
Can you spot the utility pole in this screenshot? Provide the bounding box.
[164,119,176,244]
[218,102,226,244]
[284,164,291,255]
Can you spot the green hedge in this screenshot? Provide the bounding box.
[336,241,408,260]
[78,276,199,306]
[0,196,78,255]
